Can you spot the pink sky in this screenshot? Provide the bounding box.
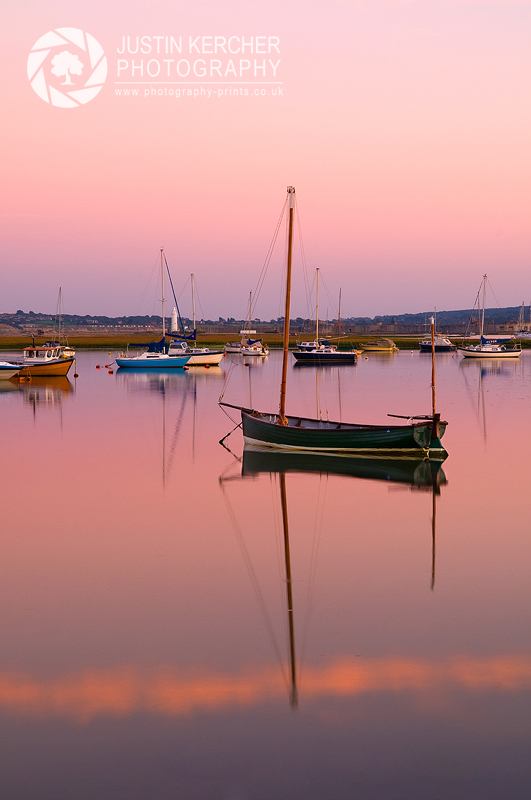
[2,0,531,318]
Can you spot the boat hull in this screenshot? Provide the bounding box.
[0,363,23,380]
[185,350,224,366]
[18,357,74,377]
[116,355,190,369]
[458,347,521,358]
[293,351,356,365]
[241,410,447,456]
[419,343,455,352]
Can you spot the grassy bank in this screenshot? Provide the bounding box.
[2,333,530,350]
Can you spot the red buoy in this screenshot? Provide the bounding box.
[205,365,210,369]
[96,365,100,369]
[74,373,79,378]
[108,369,114,374]
[245,363,250,367]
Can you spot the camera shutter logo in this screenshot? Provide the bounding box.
[28,28,107,107]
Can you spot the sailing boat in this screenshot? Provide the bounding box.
[116,249,191,369]
[458,275,521,359]
[43,288,76,358]
[168,274,225,366]
[293,269,357,365]
[219,187,447,457]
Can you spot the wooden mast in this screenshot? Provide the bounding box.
[430,315,440,441]
[279,186,295,425]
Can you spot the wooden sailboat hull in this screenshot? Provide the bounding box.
[240,409,447,456]
[18,357,74,377]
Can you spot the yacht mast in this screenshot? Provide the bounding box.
[191,273,196,332]
[161,248,166,340]
[279,186,295,425]
[315,268,319,345]
[480,274,487,338]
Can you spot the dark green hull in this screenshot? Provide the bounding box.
[242,447,447,488]
[241,410,447,456]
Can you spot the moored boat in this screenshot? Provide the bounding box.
[419,335,455,352]
[219,187,447,458]
[0,361,24,380]
[292,269,357,365]
[363,338,399,352]
[116,249,191,370]
[458,276,522,359]
[18,346,74,377]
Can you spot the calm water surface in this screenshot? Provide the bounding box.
[1,349,531,799]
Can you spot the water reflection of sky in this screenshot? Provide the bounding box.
[0,350,530,798]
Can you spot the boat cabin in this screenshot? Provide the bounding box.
[23,346,64,362]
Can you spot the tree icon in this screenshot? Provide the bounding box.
[51,51,83,85]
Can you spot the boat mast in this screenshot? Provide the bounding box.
[161,248,166,341]
[315,268,319,345]
[191,273,196,340]
[480,274,487,338]
[430,316,436,417]
[279,186,295,425]
[337,288,341,339]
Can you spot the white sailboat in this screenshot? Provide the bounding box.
[116,249,191,369]
[168,274,225,366]
[293,269,356,364]
[458,276,522,359]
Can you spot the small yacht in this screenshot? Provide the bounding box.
[167,340,224,366]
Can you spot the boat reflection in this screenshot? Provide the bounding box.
[459,356,521,443]
[242,446,447,492]
[221,448,447,710]
[115,365,224,390]
[0,377,73,409]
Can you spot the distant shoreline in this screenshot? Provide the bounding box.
[2,333,530,350]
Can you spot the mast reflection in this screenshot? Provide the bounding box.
[222,449,447,708]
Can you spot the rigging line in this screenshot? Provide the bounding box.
[177,275,191,304]
[134,253,160,317]
[249,196,289,319]
[485,275,502,311]
[277,205,290,322]
[295,201,312,318]
[163,254,187,335]
[165,381,190,478]
[320,273,339,321]
[462,282,483,342]
[298,474,328,682]
[219,480,289,689]
[193,278,206,322]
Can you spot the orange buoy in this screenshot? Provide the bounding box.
[108,369,114,374]
[205,365,210,369]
